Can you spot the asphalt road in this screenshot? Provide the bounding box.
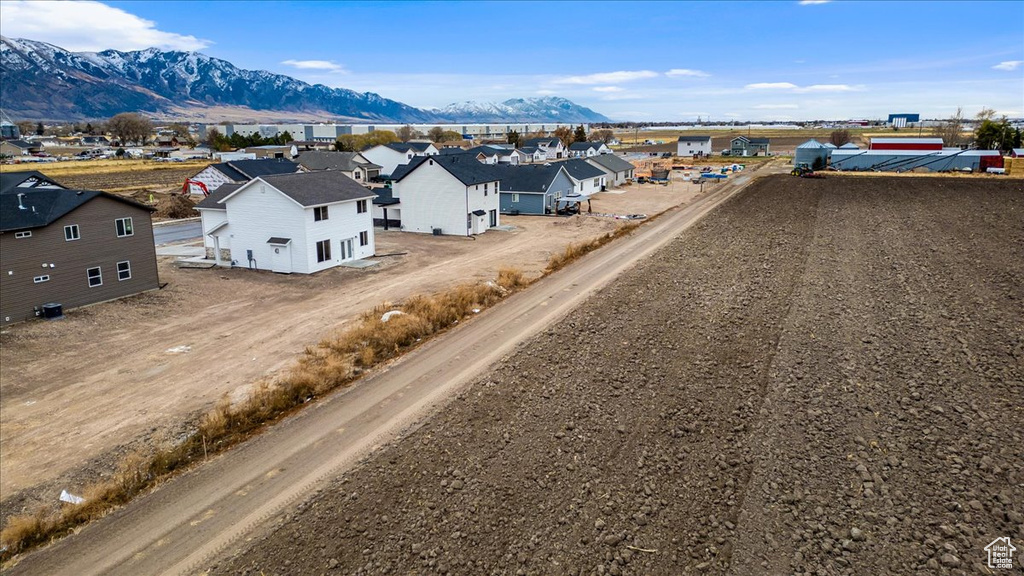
[6,168,770,576]
[153,221,202,245]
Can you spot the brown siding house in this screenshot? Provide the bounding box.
[1,176,159,325]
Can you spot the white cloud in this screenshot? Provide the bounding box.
[592,86,624,93]
[799,0,831,5]
[535,89,556,95]
[665,68,710,78]
[282,59,346,73]
[0,1,210,51]
[552,70,658,85]
[753,104,800,109]
[745,82,863,93]
[993,60,1022,71]
[745,82,799,90]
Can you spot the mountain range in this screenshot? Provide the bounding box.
[0,36,610,124]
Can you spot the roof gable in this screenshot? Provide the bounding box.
[297,151,381,172]
[393,155,500,186]
[1,187,154,232]
[561,158,607,181]
[587,154,634,173]
[221,171,376,208]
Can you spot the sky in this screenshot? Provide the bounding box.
[2,0,1022,122]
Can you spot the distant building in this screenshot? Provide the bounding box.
[869,137,942,151]
[0,121,20,140]
[730,136,771,157]
[676,135,713,157]
[887,113,920,129]
[361,142,439,176]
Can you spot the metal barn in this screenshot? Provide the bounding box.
[794,140,831,169]
[829,149,1002,172]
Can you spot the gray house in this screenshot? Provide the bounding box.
[296,151,382,182]
[730,136,771,156]
[497,164,575,215]
[585,154,635,187]
[1,172,159,325]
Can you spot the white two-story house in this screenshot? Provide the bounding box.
[361,142,439,176]
[389,154,500,236]
[195,171,375,274]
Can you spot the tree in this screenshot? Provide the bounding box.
[975,116,1014,152]
[167,123,197,146]
[335,130,399,152]
[396,125,418,142]
[85,122,94,135]
[573,125,587,144]
[278,130,294,144]
[115,147,126,157]
[828,129,851,147]
[438,130,463,142]
[932,107,965,147]
[589,129,615,144]
[976,108,996,122]
[553,126,573,148]
[35,122,44,136]
[107,113,153,146]
[204,127,232,152]
[427,127,445,142]
[506,130,521,147]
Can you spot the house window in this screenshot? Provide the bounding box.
[356,199,367,214]
[115,217,133,237]
[15,231,31,238]
[33,275,50,283]
[314,206,329,221]
[359,230,369,246]
[87,266,102,287]
[484,183,488,195]
[512,193,520,203]
[64,224,81,241]
[117,260,131,281]
[593,178,600,186]
[316,239,331,263]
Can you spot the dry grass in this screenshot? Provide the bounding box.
[0,159,210,176]
[546,221,640,273]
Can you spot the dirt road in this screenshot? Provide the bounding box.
[3,168,768,575]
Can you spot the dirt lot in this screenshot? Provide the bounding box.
[0,173,729,519]
[211,175,1023,575]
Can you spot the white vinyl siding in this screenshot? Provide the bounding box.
[314,206,329,221]
[392,161,499,236]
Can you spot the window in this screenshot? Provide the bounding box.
[15,231,32,238]
[593,178,600,187]
[356,200,367,214]
[484,183,488,196]
[359,230,369,246]
[115,217,133,237]
[117,260,131,281]
[33,275,50,283]
[512,193,520,203]
[64,224,81,241]
[87,266,102,287]
[314,206,329,221]
[316,239,331,263]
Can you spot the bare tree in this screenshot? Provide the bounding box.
[828,129,851,147]
[932,107,965,147]
[553,126,573,148]
[427,127,445,142]
[396,125,420,142]
[589,129,615,144]
[107,113,153,145]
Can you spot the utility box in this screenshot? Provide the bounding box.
[42,303,64,319]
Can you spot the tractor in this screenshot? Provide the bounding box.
[791,162,825,179]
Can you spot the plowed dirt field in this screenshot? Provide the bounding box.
[214,175,1023,575]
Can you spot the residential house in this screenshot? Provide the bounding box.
[297,151,382,182]
[291,140,336,152]
[561,158,608,198]
[730,136,771,156]
[568,141,611,158]
[463,145,525,165]
[194,171,376,274]
[522,138,566,160]
[518,146,547,163]
[80,136,111,147]
[676,135,713,157]
[496,164,574,215]
[188,158,303,193]
[361,142,439,176]
[585,154,636,187]
[388,154,499,236]
[1,172,159,325]
[1,140,40,157]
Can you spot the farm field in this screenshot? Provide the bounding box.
[212,175,1023,575]
[614,128,895,155]
[0,169,761,522]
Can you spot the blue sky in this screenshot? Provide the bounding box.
[3,0,1022,121]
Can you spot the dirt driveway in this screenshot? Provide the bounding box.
[0,171,739,512]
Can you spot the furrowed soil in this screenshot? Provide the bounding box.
[217,176,1020,574]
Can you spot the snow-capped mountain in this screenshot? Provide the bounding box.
[0,37,610,124]
[433,97,609,123]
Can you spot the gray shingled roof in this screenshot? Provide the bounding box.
[194,183,243,210]
[560,158,607,181]
[297,151,381,172]
[391,155,500,186]
[677,135,712,142]
[568,141,603,151]
[492,164,565,193]
[227,158,302,179]
[1,187,154,232]
[523,138,561,148]
[586,154,635,173]
[0,170,65,194]
[254,171,376,206]
[386,142,433,153]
